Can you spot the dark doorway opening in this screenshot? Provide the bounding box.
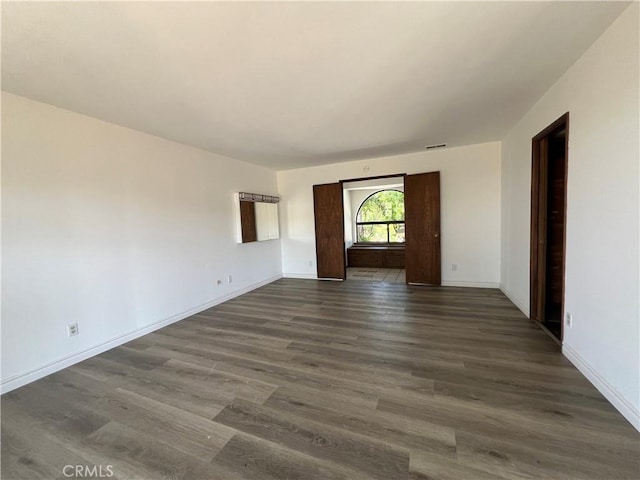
[530,113,569,342]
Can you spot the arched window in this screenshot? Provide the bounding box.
[356,189,405,243]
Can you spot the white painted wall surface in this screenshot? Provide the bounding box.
[343,189,354,250]
[1,92,282,392]
[500,4,639,428]
[278,142,502,286]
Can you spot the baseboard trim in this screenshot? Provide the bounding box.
[283,273,318,280]
[0,274,282,395]
[563,344,639,431]
[442,281,500,288]
[499,284,530,317]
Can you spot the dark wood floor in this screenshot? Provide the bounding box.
[2,279,639,479]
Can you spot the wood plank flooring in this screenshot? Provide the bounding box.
[2,279,639,479]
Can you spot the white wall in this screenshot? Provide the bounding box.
[1,92,282,392]
[278,142,502,287]
[500,4,639,429]
[343,189,353,250]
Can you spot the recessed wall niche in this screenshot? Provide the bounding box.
[235,192,280,243]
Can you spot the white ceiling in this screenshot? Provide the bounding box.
[2,2,628,170]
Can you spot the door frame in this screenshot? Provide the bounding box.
[340,173,407,277]
[530,112,569,341]
[339,173,407,184]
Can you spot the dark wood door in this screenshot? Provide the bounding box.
[531,137,549,321]
[545,134,567,322]
[531,113,569,341]
[313,182,346,280]
[239,200,257,243]
[404,172,441,285]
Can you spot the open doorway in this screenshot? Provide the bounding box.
[342,177,406,283]
[313,172,441,285]
[530,113,569,341]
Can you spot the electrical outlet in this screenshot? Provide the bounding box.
[452,264,458,271]
[227,275,233,284]
[216,279,222,285]
[308,260,314,267]
[67,323,79,337]
[566,313,573,328]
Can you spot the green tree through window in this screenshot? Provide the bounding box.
[356,190,405,243]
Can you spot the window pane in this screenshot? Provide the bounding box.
[357,224,388,243]
[357,190,404,222]
[389,223,405,243]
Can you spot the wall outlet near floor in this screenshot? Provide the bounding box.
[451,264,458,271]
[308,260,314,267]
[67,323,79,337]
[566,312,573,328]
[227,275,233,284]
